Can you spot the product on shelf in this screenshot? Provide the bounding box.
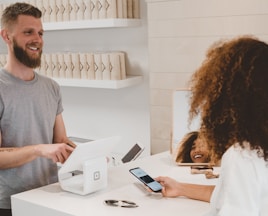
[0,51,127,80]
[18,0,141,22]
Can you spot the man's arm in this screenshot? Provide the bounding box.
[52,114,76,148]
[0,134,41,169]
[0,114,74,169]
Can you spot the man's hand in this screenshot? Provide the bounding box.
[35,143,75,163]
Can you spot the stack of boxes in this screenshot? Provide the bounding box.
[0,52,126,80]
[22,0,140,22]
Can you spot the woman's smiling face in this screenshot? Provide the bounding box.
[190,138,210,163]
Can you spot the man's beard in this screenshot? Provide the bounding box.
[13,39,42,69]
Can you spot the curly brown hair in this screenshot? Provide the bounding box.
[189,36,268,162]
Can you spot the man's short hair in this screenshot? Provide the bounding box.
[1,2,42,28]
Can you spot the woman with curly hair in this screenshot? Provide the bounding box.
[156,36,268,215]
[174,131,211,164]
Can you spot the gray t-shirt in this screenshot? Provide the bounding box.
[0,69,63,208]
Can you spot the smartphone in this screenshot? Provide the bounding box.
[121,143,144,163]
[129,167,162,192]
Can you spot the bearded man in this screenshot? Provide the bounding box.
[0,3,75,215]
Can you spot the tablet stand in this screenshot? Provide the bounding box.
[58,156,108,195]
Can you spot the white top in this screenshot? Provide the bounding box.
[205,143,268,216]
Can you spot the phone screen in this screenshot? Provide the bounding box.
[121,144,143,163]
[129,167,162,192]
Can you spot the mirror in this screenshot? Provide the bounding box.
[171,89,211,165]
[171,89,200,152]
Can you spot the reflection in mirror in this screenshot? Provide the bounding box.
[171,90,221,174]
[171,89,200,153]
[171,89,212,165]
[174,131,210,164]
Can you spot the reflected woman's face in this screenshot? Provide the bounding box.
[190,138,210,163]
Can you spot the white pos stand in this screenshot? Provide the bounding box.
[58,156,107,195]
[58,136,121,195]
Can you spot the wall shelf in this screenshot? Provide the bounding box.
[43,19,141,31]
[53,75,143,89]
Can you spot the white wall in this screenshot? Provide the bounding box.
[5,0,268,156]
[0,0,150,157]
[147,0,268,154]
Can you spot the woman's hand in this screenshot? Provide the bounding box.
[155,176,182,197]
[155,176,214,202]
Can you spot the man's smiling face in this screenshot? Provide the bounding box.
[9,14,43,68]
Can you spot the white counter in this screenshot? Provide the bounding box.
[11,152,219,216]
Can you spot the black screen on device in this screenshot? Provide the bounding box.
[140,175,154,183]
[121,144,142,163]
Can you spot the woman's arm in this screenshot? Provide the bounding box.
[155,176,215,202]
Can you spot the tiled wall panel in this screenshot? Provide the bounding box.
[147,0,268,154]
